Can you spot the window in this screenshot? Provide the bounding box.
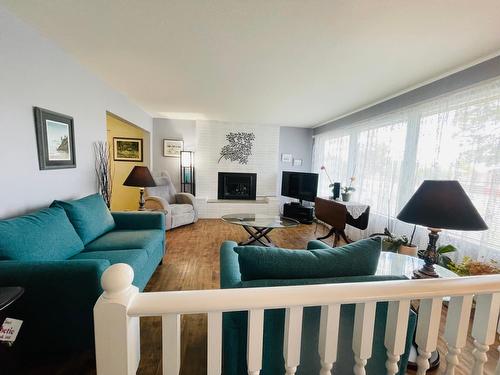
[356,121,407,216]
[414,87,500,255]
[313,77,500,261]
[314,134,350,197]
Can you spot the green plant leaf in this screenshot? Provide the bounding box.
[437,244,457,254]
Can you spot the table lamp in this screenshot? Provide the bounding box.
[123,166,156,211]
[397,180,487,278]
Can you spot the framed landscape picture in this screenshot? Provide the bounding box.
[34,107,76,170]
[113,137,143,162]
[163,139,183,157]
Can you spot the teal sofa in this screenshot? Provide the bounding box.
[220,238,416,375]
[0,194,166,354]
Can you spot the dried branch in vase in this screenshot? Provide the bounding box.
[93,141,112,208]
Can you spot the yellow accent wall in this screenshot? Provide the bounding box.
[107,113,148,211]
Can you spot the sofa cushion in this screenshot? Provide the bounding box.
[70,249,148,285]
[52,194,115,245]
[170,204,193,215]
[234,237,381,281]
[0,207,84,261]
[84,229,164,258]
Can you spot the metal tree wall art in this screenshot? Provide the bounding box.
[218,132,255,164]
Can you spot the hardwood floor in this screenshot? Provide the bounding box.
[15,219,499,374]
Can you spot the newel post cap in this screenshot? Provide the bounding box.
[101,263,134,298]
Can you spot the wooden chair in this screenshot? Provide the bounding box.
[314,197,370,246]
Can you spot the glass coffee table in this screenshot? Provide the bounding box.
[222,213,300,247]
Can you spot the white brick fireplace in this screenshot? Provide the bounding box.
[195,121,280,218]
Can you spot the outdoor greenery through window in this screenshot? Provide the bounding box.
[312,77,500,261]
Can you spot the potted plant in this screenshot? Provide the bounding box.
[320,166,335,197]
[341,176,356,202]
[398,225,417,256]
[418,244,457,269]
[373,227,408,253]
[448,257,500,276]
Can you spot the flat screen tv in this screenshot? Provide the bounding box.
[281,171,319,203]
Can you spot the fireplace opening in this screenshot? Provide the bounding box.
[218,172,257,200]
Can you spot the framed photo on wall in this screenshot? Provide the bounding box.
[34,107,76,170]
[113,137,143,162]
[163,139,183,157]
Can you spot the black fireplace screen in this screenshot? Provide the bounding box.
[218,172,257,200]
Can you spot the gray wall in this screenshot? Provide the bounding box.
[152,118,196,191]
[0,6,153,218]
[315,55,500,134]
[277,126,314,206]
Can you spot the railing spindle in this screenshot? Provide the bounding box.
[443,295,473,375]
[415,297,442,375]
[352,302,377,375]
[208,312,222,375]
[318,304,341,375]
[247,309,264,375]
[471,293,500,374]
[162,313,181,375]
[283,306,304,375]
[384,299,410,375]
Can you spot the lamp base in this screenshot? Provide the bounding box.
[413,265,439,279]
[412,228,441,279]
[138,188,145,211]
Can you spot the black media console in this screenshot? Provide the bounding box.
[283,202,314,224]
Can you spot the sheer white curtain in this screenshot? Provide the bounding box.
[312,77,500,262]
[313,132,350,197]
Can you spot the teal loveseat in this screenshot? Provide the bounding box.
[220,238,416,375]
[0,194,166,354]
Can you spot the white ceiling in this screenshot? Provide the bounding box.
[2,0,500,127]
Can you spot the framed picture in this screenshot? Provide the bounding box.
[113,137,143,162]
[163,139,183,157]
[34,107,76,170]
[281,153,292,163]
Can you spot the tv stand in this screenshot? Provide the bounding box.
[283,202,314,224]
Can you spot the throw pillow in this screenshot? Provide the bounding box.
[0,207,84,260]
[234,237,381,281]
[51,193,115,245]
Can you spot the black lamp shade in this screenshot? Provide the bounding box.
[397,180,488,231]
[123,166,156,188]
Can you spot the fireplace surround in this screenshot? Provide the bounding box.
[218,172,257,200]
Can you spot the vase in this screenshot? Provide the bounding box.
[399,245,418,257]
[341,193,351,202]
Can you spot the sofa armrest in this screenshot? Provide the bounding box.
[176,193,198,222]
[0,259,110,352]
[112,211,166,231]
[145,196,170,211]
[0,259,109,294]
[175,192,196,206]
[306,240,332,250]
[220,241,242,288]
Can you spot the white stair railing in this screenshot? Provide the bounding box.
[94,263,500,375]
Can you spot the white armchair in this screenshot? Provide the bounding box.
[144,172,198,230]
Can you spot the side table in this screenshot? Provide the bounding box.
[0,287,24,312]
